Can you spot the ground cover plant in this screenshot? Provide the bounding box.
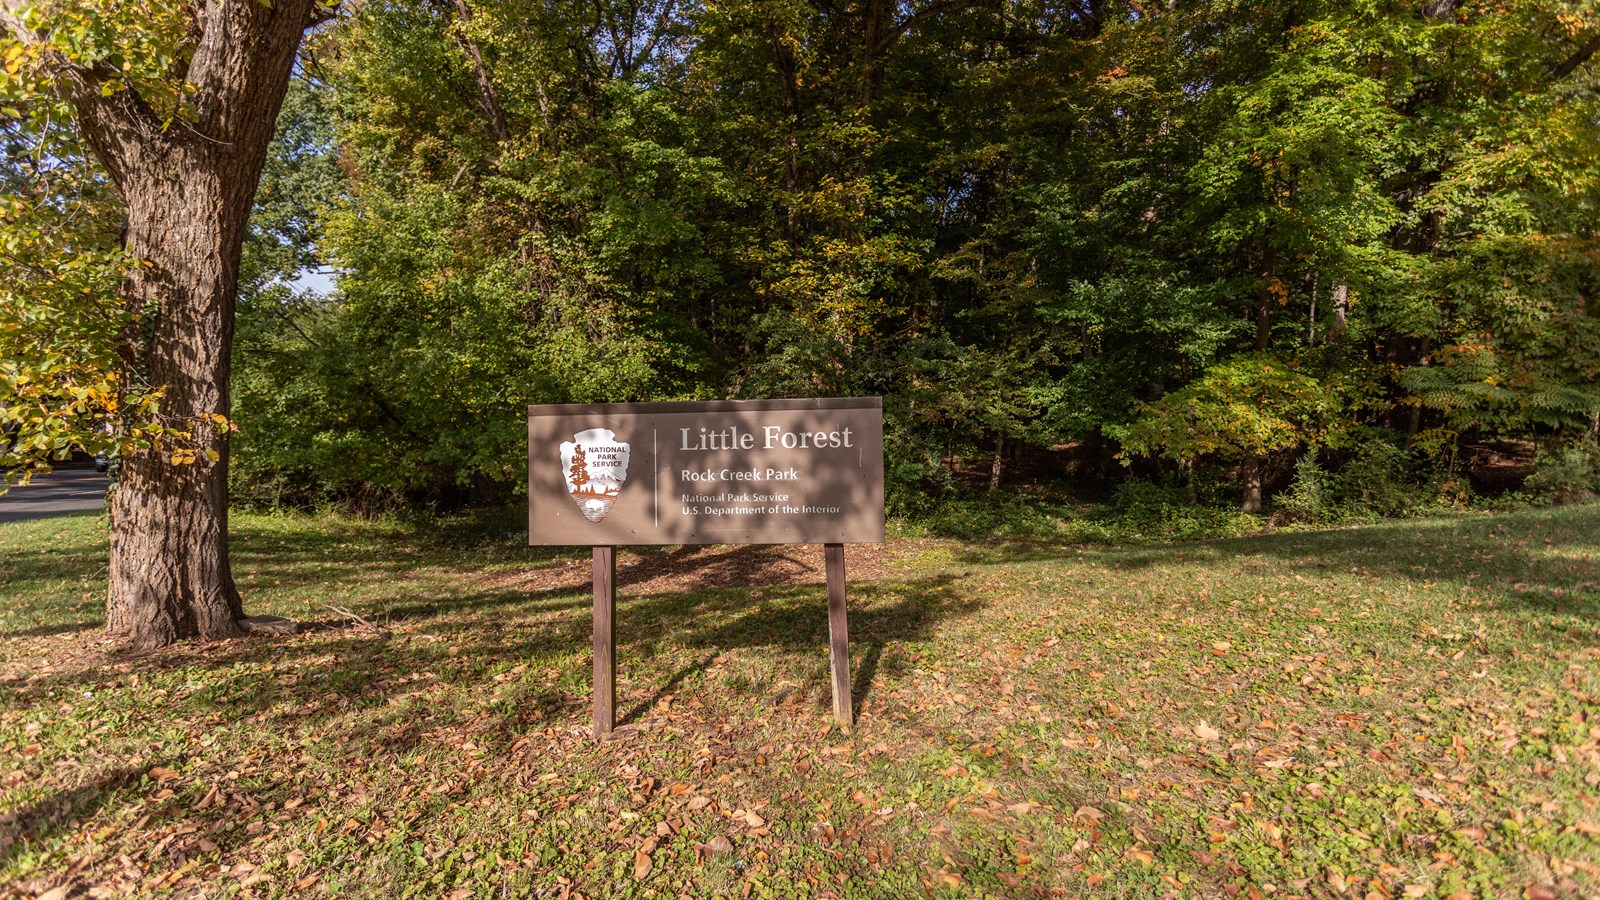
[2,503,1599,898]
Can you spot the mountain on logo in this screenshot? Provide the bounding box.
[560,428,630,523]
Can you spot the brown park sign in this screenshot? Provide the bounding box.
[529,398,883,737]
[527,397,884,546]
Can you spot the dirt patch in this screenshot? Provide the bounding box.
[1461,439,1537,494]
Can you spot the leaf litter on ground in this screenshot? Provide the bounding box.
[0,504,1597,897]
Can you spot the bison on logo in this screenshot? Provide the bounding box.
[561,428,631,522]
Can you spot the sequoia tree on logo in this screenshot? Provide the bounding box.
[560,428,631,522]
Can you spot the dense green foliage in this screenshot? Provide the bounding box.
[9,1,1600,512]
[0,109,127,478]
[0,1,166,480]
[1,0,273,483]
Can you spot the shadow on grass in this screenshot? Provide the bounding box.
[0,767,142,868]
[940,504,1600,629]
[367,542,883,623]
[1,621,102,639]
[0,512,107,638]
[851,642,882,713]
[619,544,822,592]
[619,653,717,727]
[4,566,976,735]
[360,586,590,623]
[0,564,978,885]
[9,503,1593,890]
[220,506,581,597]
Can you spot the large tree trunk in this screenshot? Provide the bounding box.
[2,0,330,649]
[988,432,1005,493]
[1241,454,1263,513]
[106,143,260,647]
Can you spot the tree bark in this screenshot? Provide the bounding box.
[6,0,328,649]
[1241,454,1263,512]
[859,0,885,115]
[1256,265,1275,351]
[107,142,258,647]
[1420,0,1456,21]
[1331,283,1348,339]
[1403,337,1432,449]
[1308,275,1318,345]
[988,432,1005,493]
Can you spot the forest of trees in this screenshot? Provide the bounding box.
[9,0,1600,520]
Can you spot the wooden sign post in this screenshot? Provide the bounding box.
[824,542,852,726]
[593,545,616,737]
[530,398,884,738]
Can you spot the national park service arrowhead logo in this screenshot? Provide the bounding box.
[561,428,630,523]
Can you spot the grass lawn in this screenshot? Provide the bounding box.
[2,504,1598,899]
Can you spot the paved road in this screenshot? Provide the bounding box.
[0,468,108,523]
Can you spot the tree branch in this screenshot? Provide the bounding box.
[0,3,171,188]
[309,2,341,28]
[1550,30,1600,83]
[425,0,510,144]
[631,0,677,73]
[877,0,998,55]
[1420,0,1455,22]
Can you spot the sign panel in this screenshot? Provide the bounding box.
[528,398,884,545]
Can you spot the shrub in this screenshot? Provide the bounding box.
[913,497,1070,540]
[1336,434,1422,518]
[1277,454,1334,523]
[1522,442,1600,505]
[1085,478,1262,542]
[1277,430,1461,524]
